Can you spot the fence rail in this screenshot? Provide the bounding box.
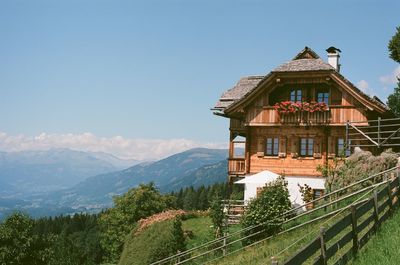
[150,166,400,265]
[346,117,400,148]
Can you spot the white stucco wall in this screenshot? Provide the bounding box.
[241,176,325,206]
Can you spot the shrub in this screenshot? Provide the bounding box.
[322,150,399,192]
[241,177,291,244]
[99,182,168,263]
[209,198,225,238]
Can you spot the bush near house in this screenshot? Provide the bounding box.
[240,177,291,244]
[321,150,399,193]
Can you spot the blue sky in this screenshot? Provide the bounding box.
[0,0,399,159]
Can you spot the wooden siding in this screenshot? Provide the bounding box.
[247,127,346,177]
[230,118,246,131]
[245,107,368,125]
[330,106,368,125]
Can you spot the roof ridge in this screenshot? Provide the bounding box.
[292,46,320,60]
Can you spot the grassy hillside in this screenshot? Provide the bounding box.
[118,214,214,265]
[182,215,214,249]
[349,208,400,265]
[118,219,178,265]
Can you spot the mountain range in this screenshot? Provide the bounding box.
[0,148,228,219]
[0,148,139,196]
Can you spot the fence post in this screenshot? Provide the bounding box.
[345,120,350,154]
[350,205,358,255]
[271,256,278,265]
[319,227,327,265]
[377,117,381,147]
[373,189,379,228]
[387,180,394,213]
[396,169,400,208]
[222,231,227,256]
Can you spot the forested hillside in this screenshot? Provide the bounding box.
[0,181,239,264]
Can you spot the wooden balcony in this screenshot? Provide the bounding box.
[280,110,331,125]
[228,158,246,175]
[247,106,367,126]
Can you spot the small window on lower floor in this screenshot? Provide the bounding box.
[265,137,279,156]
[300,138,314,157]
[313,189,324,200]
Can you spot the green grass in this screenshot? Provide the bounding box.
[118,219,178,265]
[349,207,400,265]
[182,215,214,249]
[209,220,328,265]
[209,200,373,265]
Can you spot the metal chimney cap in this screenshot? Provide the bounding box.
[326,46,342,53]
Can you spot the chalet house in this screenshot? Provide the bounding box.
[212,47,392,205]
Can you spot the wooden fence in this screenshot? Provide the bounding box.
[346,117,400,148]
[278,175,400,265]
[221,200,247,225]
[150,167,399,265]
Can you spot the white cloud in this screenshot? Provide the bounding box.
[0,132,228,161]
[356,80,373,96]
[379,66,400,86]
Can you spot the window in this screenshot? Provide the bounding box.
[313,189,324,200]
[337,138,351,157]
[265,137,279,156]
[232,135,246,158]
[317,89,329,104]
[300,138,314,157]
[290,89,302,102]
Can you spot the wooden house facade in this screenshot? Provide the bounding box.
[212,47,391,203]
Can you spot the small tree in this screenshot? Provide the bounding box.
[389,26,400,63]
[317,154,345,193]
[241,177,291,244]
[298,183,313,205]
[209,198,225,238]
[0,212,54,265]
[387,80,400,117]
[99,182,168,263]
[172,217,186,253]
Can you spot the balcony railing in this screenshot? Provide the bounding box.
[228,158,246,175]
[280,110,331,125]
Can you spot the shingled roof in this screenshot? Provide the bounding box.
[273,58,334,72]
[212,76,264,110]
[213,47,388,114]
[273,46,334,72]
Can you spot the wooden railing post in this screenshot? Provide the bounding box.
[350,205,359,255]
[373,189,379,228]
[378,117,381,147]
[319,227,327,265]
[271,256,278,265]
[387,180,394,213]
[222,231,227,256]
[345,120,350,154]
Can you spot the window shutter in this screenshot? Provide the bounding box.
[279,136,287,157]
[331,88,342,105]
[327,136,336,158]
[257,137,264,157]
[313,137,322,158]
[291,137,299,158]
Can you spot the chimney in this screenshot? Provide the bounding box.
[326,46,341,72]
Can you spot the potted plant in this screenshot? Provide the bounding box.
[274,101,328,113]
